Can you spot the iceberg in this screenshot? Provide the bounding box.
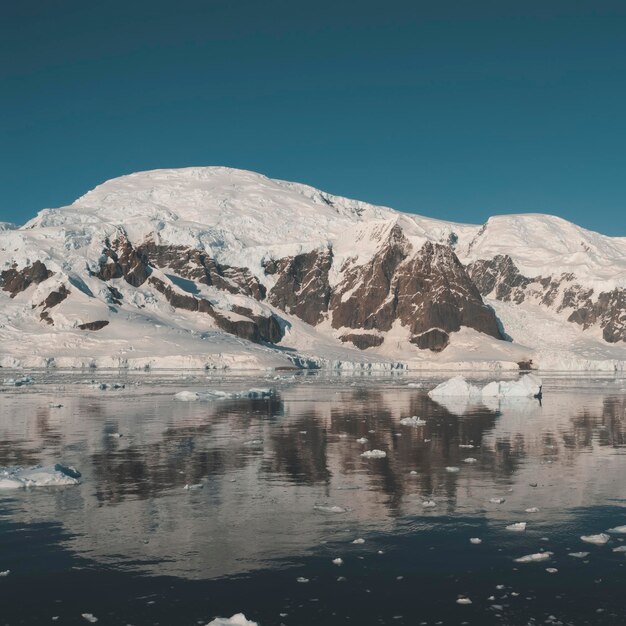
[514,551,552,563]
[360,449,387,459]
[0,464,81,489]
[428,374,542,399]
[175,388,275,401]
[206,615,258,626]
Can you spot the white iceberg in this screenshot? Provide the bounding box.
[514,551,552,563]
[568,552,589,558]
[399,416,426,426]
[470,538,482,544]
[506,522,527,532]
[581,533,610,545]
[206,614,258,626]
[360,449,386,459]
[445,466,460,473]
[606,525,626,534]
[0,464,81,489]
[175,388,275,401]
[428,374,542,399]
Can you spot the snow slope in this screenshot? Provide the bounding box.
[1,167,624,371]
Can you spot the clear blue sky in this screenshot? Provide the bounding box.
[2,1,625,235]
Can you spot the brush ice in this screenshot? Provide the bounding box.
[360,449,387,458]
[581,533,610,545]
[399,416,426,426]
[514,552,552,563]
[506,522,527,532]
[0,464,81,489]
[606,525,626,534]
[206,614,258,626]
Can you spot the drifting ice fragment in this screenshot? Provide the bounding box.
[606,525,626,534]
[456,597,472,605]
[0,464,81,489]
[361,450,387,459]
[470,538,482,545]
[356,437,368,444]
[581,533,610,545]
[0,570,9,576]
[525,507,540,513]
[514,552,553,563]
[428,374,542,399]
[569,552,589,558]
[81,614,98,623]
[445,466,460,473]
[399,416,426,426]
[296,577,309,583]
[352,538,365,544]
[332,558,343,566]
[489,498,506,504]
[206,614,258,626]
[313,505,347,514]
[422,500,436,508]
[506,522,527,532]
[463,458,478,464]
[612,546,626,553]
[545,568,558,574]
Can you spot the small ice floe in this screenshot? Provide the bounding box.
[545,568,558,574]
[332,558,343,566]
[445,466,460,473]
[525,507,540,513]
[463,457,478,464]
[407,382,422,388]
[356,437,369,444]
[428,374,542,399]
[296,577,309,583]
[581,533,610,545]
[459,444,474,449]
[489,498,506,504]
[506,522,527,532]
[48,403,63,409]
[81,614,98,623]
[206,614,258,626]
[456,597,472,605]
[606,525,626,534]
[313,505,347,514]
[470,538,482,545]
[352,538,365,544]
[0,570,10,576]
[569,552,590,558]
[175,388,275,402]
[514,551,553,563]
[0,464,81,489]
[360,450,387,459]
[612,545,626,553]
[243,439,263,446]
[183,483,204,490]
[422,500,436,508]
[399,416,426,427]
[409,470,418,475]
[108,432,123,439]
[3,376,34,387]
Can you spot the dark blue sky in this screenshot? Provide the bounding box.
[2,1,626,235]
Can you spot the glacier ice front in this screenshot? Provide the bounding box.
[428,374,542,399]
[0,464,81,489]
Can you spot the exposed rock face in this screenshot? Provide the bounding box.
[78,320,110,331]
[1,261,53,297]
[41,284,70,310]
[330,230,503,349]
[266,247,333,325]
[148,276,282,344]
[140,242,266,299]
[468,255,626,343]
[97,236,151,287]
[339,333,384,349]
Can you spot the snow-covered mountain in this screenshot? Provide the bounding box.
[1,167,624,371]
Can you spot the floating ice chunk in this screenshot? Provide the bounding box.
[409,470,418,475]
[506,522,527,532]
[606,525,626,534]
[3,376,34,387]
[612,546,626,553]
[429,374,542,399]
[0,464,81,489]
[545,568,558,574]
[456,597,472,605]
[243,439,263,446]
[0,570,9,576]
[49,403,63,408]
[463,458,478,464]
[81,614,98,623]
[422,500,436,508]
[206,614,258,626]
[445,466,460,473]
[459,444,474,449]
[108,432,122,438]
[428,376,482,398]
[296,577,309,583]
[407,382,422,388]
[569,552,590,558]
[489,498,506,504]
[352,538,365,544]
[332,558,343,566]
[399,416,426,426]
[470,538,482,545]
[581,533,610,545]
[91,382,125,391]
[514,551,552,563]
[313,505,347,514]
[174,391,200,401]
[361,450,386,459]
[356,437,369,444]
[525,507,540,513]
[183,483,203,490]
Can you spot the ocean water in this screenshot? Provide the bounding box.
[0,372,625,625]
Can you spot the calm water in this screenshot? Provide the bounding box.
[1,372,626,625]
